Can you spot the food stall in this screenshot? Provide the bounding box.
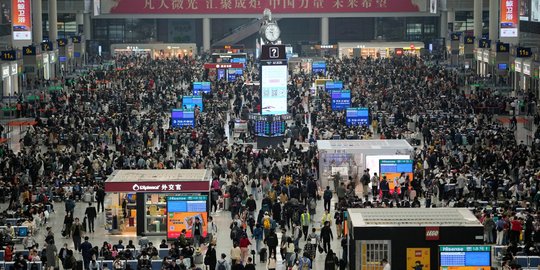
[104,169,211,237]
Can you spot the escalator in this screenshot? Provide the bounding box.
[212,18,281,47]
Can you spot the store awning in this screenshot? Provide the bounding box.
[104,169,212,193]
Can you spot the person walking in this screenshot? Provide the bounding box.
[192,217,203,248]
[45,240,57,270]
[85,203,97,233]
[70,217,84,252]
[320,221,334,254]
[95,186,106,213]
[323,186,332,212]
[204,243,217,270]
[264,228,278,259]
[301,210,311,241]
[80,236,93,270]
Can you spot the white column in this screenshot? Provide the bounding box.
[440,0,448,39]
[48,0,58,42]
[33,0,43,44]
[489,0,499,41]
[84,13,92,40]
[76,12,84,34]
[474,0,483,40]
[321,17,329,45]
[202,18,211,52]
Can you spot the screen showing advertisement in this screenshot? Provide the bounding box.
[228,68,243,82]
[11,0,31,40]
[439,246,491,270]
[182,96,203,112]
[312,61,326,75]
[365,155,411,179]
[346,107,370,126]
[501,0,519,37]
[171,109,195,128]
[261,64,288,115]
[379,159,414,194]
[331,90,351,110]
[193,82,211,96]
[325,81,343,91]
[521,0,531,20]
[217,69,225,80]
[498,63,508,70]
[231,57,247,65]
[532,0,540,22]
[167,196,208,239]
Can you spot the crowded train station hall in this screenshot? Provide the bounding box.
[0,0,539,269]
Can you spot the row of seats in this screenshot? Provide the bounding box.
[88,259,191,270]
[0,249,30,261]
[0,261,43,270]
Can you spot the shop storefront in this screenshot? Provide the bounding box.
[338,42,424,59]
[203,63,244,82]
[22,45,44,80]
[104,169,211,237]
[1,64,9,99]
[72,36,86,67]
[110,43,197,59]
[41,42,57,80]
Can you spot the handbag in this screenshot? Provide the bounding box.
[317,244,323,254]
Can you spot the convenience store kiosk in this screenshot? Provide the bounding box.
[104,169,211,237]
[347,208,485,270]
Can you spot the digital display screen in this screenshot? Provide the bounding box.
[228,68,243,82]
[312,61,326,75]
[231,58,246,64]
[331,90,351,110]
[59,56,67,62]
[346,107,370,126]
[182,96,203,112]
[439,246,491,270]
[261,64,288,115]
[167,196,208,239]
[217,69,225,80]
[379,159,414,194]
[365,155,411,178]
[498,63,508,70]
[253,120,286,137]
[325,81,343,91]
[171,109,195,128]
[193,82,211,95]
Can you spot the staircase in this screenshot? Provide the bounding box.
[212,19,280,47]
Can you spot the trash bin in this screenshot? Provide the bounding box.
[224,197,231,211]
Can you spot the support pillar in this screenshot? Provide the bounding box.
[474,0,483,40]
[202,18,211,52]
[440,0,448,39]
[33,0,43,44]
[76,12,83,34]
[321,17,329,45]
[48,0,58,42]
[489,0,499,42]
[84,13,92,40]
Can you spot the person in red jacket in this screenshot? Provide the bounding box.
[510,215,523,244]
[239,233,251,264]
[5,242,14,262]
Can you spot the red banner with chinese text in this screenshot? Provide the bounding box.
[11,0,31,40]
[101,0,427,14]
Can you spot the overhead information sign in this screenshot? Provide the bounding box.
[99,0,429,14]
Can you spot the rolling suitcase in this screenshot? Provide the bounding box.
[76,260,83,270]
[259,247,267,263]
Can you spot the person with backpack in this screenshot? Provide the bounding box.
[262,212,272,236]
[252,224,263,254]
[250,179,259,200]
[216,253,230,270]
[361,170,370,200]
[204,244,217,270]
[62,250,77,270]
[264,228,278,260]
[323,186,332,212]
[298,253,312,270]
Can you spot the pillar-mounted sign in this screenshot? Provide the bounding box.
[478,39,491,48]
[57,38,68,47]
[72,36,82,43]
[23,45,37,55]
[496,42,510,53]
[450,33,460,41]
[1,50,17,61]
[464,36,475,44]
[516,47,532,58]
[41,41,53,51]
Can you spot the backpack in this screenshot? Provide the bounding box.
[217,261,226,270]
[301,258,310,270]
[64,256,75,269]
[361,174,370,185]
[323,190,332,201]
[263,218,271,229]
[251,179,257,188]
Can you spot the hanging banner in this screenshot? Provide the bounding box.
[99,0,429,14]
[12,0,32,40]
[500,0,519,37]
[406,248,430,270]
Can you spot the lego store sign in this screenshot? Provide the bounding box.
[100,0,429,14]
[425,226,440,240]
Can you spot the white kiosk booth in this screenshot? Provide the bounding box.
[316,140,414,188]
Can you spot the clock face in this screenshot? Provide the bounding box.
[264,24,280,42]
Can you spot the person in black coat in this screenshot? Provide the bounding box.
[85,203,97,233]
[95,187,106,212]
[204,244,217,270]
[325,249,338,270]
[264,229,279,259]
[320,221,334,253]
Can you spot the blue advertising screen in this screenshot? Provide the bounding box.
[228,68,243,81]
[312,61,326,74]
[231,58,246,64]
[439,246,491,269]
[346,107,369,126]
[331,90,351,110]
[171,109,195,128]
[325,81,343,91]
[182,96,203,112]
[193,82,211,95]
[217,69,226,80]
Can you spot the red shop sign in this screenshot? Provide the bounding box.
[425,226,440,241]
[105,181,210,193]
